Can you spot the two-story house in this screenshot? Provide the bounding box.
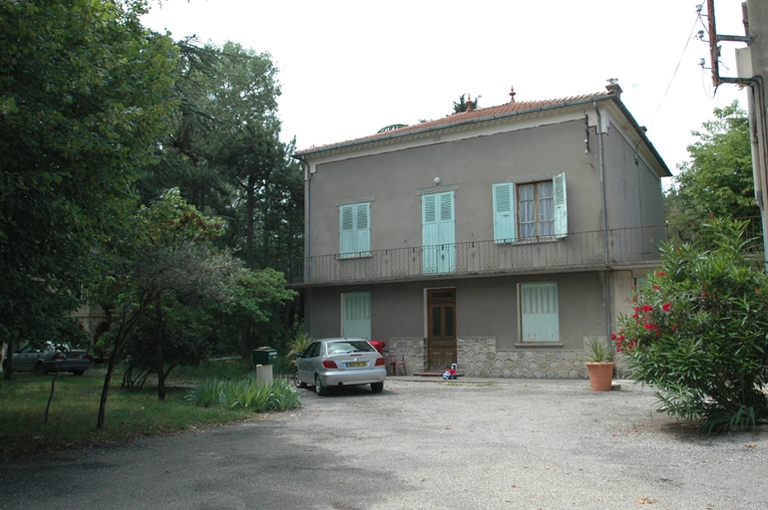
[291,82,671,378]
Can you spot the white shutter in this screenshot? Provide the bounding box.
[553,173,567,239]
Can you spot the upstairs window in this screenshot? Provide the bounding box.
[493,173,567,243]
[519,180,554,238]
[422,191,455,274]
[339,202,370,258]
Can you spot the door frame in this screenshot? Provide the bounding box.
[425,287,457,371]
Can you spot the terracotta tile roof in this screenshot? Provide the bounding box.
[296,90,615,156]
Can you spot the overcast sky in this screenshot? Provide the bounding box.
[142,0,750,176]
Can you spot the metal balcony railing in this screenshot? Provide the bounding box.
[277,225,673,285]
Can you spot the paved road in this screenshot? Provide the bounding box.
[1,377,766,510]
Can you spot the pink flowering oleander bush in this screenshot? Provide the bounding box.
[614,219,768,433]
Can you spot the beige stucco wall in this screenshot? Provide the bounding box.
[307,271,607,350]
[308,120,607,258]
[301,101,668,378]
[602,119,665,230]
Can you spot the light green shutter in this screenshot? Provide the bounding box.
[343,292,371,340]
[493,182,515,243]
[437,192,455,273]
[422,192,455,273]
[340,205,355,256]
[340,203,370,257]
[422,194,438,273]
[521,283,559,342]
[356,203,370,255]
[553,173,567,239]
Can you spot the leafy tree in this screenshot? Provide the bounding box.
[452,94,481,114]
[614,219,768,433]
[137,39,232,213]
[667,102,756,223]
[202,42,289,269]
[92,190,237,422]
[0,0,178,372]
[121,293,219,390]
[378,124,407,133]
[143,40,304,270]
[93,190,295,421]
[213,267,296,362]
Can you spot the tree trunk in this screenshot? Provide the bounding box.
[156,300,166,400]
[97,343,120,429]
[246,175,255,268]
[97,307,145,429]
[3,341,14,380]
[45,361,64,422]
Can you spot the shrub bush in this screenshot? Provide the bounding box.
[614,219,768,433]
[185,375,300,412]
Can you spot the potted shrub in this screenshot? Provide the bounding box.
[585,339,615,391]
[288,330,313,365]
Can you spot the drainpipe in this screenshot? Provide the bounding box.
[294,154,311,333]
[748,77,768,270]
[593,100,613,341]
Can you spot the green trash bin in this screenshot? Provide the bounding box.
[252,347,277,366]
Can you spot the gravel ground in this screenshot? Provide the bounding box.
[0,377,766,510]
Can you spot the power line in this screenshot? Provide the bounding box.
[648,16,701,128]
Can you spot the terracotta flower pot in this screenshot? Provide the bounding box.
[586,362,615,391]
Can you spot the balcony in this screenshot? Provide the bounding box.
[280,225,672,286]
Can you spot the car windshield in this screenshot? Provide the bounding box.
[49,342,74,352]
[326,341,374,354]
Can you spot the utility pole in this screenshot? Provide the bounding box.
[705,0,768,268]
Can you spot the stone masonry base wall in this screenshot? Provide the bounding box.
[384,338,427,376]
[386,336,627,379]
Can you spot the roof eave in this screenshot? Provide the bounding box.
[293,94,672,177]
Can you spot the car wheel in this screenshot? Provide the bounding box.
[370,382,384,393]
[294,368,307,388]
[73,370,85,376]
[314,374,328,396]
[35,362,47,376]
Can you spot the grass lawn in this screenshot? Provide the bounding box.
[0,360,292,461]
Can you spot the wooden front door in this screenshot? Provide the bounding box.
[427,288,456,371]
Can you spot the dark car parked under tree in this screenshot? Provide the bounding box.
[3,342,90,375]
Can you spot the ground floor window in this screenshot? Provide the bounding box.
[520,282,559,342]
[341,292,371,340]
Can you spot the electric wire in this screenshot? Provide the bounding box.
[648,16,700,128]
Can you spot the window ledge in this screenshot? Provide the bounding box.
[514,342,564,348]
[338,252,373,260]
[496,236,565,245]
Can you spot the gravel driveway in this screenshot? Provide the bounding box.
[1,377,766,510]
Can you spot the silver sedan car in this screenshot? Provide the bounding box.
[293,338,387,395]
[3,342,91,375]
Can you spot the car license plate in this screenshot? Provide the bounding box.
[347,361,367,368]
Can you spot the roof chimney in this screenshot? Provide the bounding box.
[605,78,622,97]
[466,94,474,111]
[509,86,516,103]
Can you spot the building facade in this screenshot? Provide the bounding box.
[291,84,671,378]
